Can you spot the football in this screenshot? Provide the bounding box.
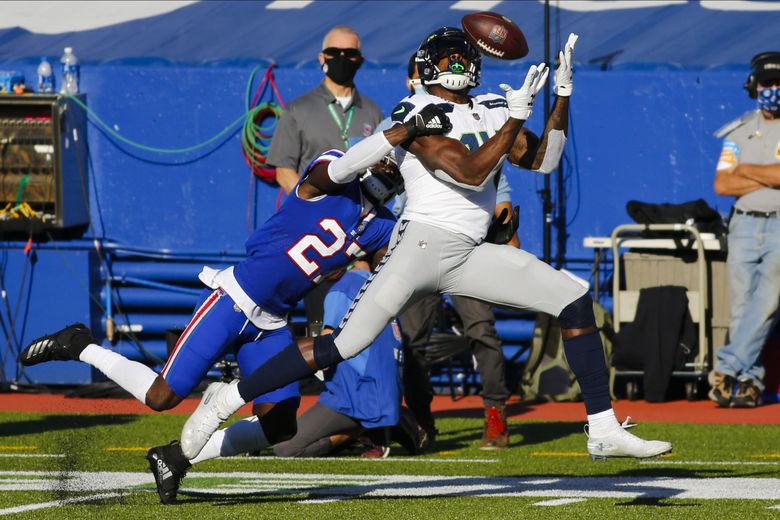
[461,11,529,60]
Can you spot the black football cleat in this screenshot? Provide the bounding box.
[146,441,191,505]
[20,323,96,366]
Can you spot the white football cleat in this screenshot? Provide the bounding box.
[181,381,241,460]
[586,419,672,461]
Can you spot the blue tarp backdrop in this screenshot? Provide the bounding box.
[0,0,773,384]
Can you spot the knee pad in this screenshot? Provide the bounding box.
[558,293,596,330]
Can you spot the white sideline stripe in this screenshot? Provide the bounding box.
[641,460,780,466]
[769,504,780,509]
[0,492,121,516]
[0,454,64,458]
[533,498,587,507]
[224,456,498,463]
[265,0,313,9]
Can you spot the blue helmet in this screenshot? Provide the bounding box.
[415,27,481,91]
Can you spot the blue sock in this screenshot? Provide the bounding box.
[562,331,611,415]
[236,335,343,403]
[237,341,311,403]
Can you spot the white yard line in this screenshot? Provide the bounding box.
[640,460,780,466]
[0,471,779,501]
[0,492,121,516]
[533,498,587,506]
[223,456,498,463]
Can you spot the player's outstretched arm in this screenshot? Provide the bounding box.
[300,106,450,198]
[525,33,578,173]
[408,63,548,190]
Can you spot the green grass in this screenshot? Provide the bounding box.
[1,411,779,518]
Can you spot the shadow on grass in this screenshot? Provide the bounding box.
[0,414,138,437]
[173,466,760,507]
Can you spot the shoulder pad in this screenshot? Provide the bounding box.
[713,110,758,139]
[390,101,415,123]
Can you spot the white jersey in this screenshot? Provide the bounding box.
[391,91,510,242]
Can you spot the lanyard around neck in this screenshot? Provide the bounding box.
[327,102,355,149]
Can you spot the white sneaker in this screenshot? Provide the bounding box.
[586,420,672,460]
[181,381,240,459]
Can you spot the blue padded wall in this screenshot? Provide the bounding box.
[0,62,753,384]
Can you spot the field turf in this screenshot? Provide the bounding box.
[0,411,779,518]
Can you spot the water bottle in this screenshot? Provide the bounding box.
[60,47,79,95]
[37,57,54,93]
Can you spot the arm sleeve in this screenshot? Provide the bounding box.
[267,109,302,171]
[327,131,393,184]
[533,129,567,174]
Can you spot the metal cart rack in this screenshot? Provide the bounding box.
[584,223,727,400]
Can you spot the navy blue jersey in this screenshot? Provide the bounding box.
[319,269,403,428]
[233,150,396,317]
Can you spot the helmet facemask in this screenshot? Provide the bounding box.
[359,156,405,207]
[417,28,481,92]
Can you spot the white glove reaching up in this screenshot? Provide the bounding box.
[554,33,578,97]
[500,62,549,121]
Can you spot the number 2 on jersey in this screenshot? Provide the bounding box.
[287,218,347,276]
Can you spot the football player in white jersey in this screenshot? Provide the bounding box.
[181,28,672,462]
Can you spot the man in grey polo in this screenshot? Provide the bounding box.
[268,25,383,195]
[267,25,383,332]
[710,51,780,408]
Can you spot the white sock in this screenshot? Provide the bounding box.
[79,344,157,404]
[222,380,247,412]
[587,408,621,437]
[189,416,268,464]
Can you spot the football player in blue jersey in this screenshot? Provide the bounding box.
[19,104,451,504]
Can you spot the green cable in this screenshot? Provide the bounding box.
[63,94,248,154]
[15,174,29,205]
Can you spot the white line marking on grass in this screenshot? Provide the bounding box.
[640,460,780,466]
[0,492,121,516]
[533,498,587,506]
[1,471,779,500]
[299,497,347,504]
[768,504,780,509]
[0,454,64,458]
[223,456,498,463]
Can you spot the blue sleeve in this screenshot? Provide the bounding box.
[496,171,512,205]
[322,290,354,329]
[355,205,396,254]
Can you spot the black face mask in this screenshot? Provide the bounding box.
[323,54,362,85]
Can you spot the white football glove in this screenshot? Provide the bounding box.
[554,33,578,97]
[499,62,549,121]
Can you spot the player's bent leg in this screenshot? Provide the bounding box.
[22,323,160,405]
[452,244,671,459]
[144,377,183,412]
[559,294,672,460]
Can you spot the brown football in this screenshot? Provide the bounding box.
[461,11,529,60]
